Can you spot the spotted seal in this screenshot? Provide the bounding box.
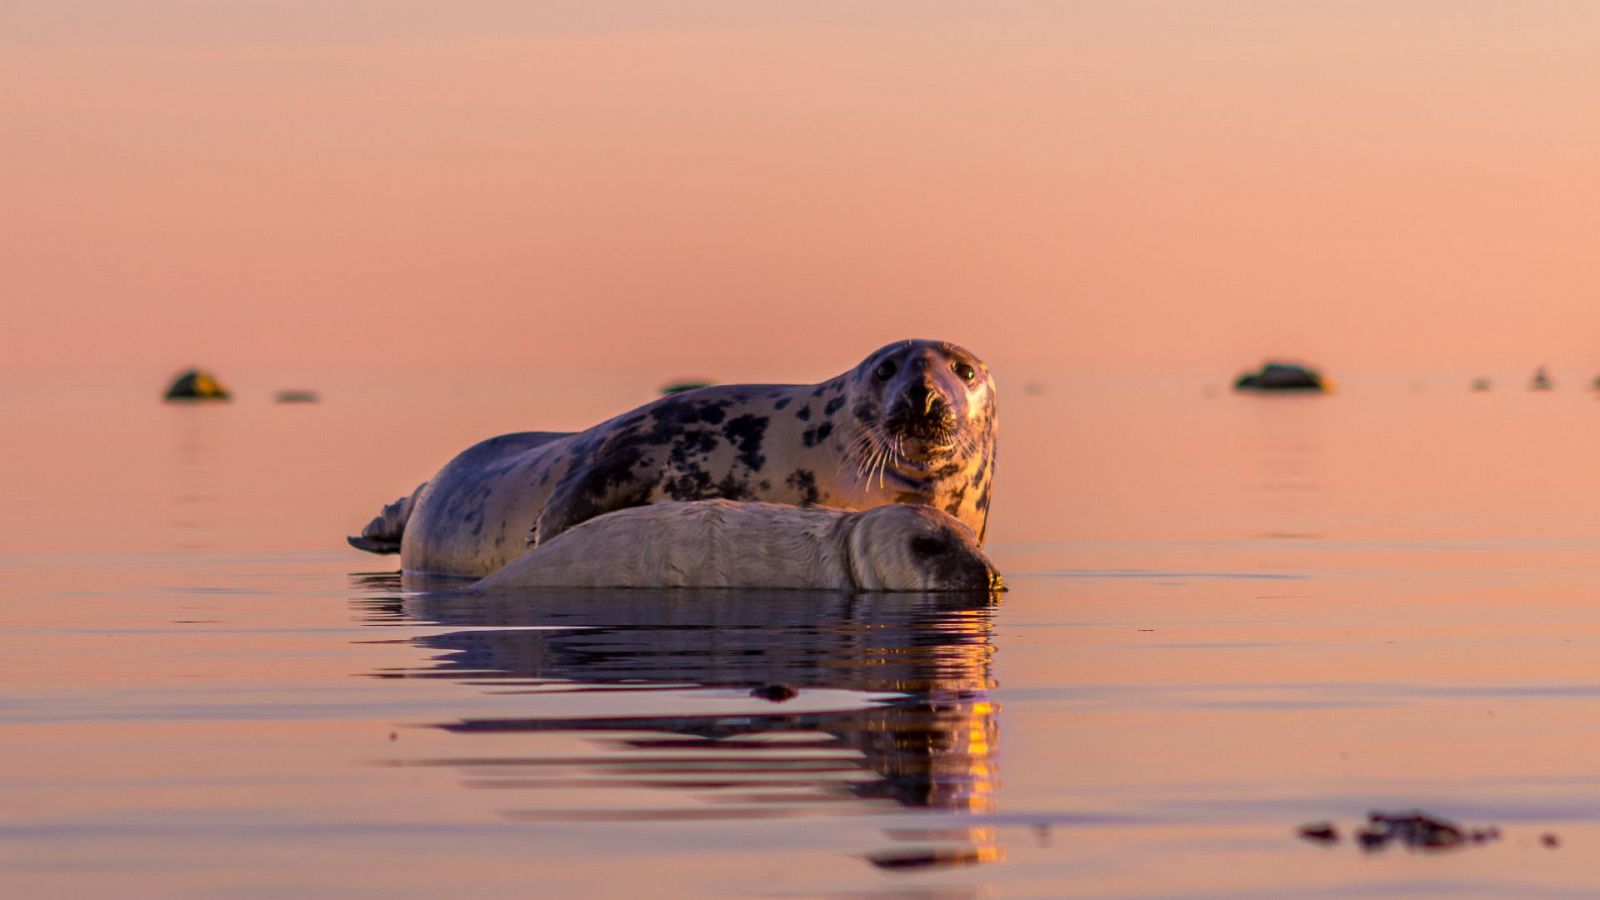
[349,339,998,577]
[473,500,1001,591]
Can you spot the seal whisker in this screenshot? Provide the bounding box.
[854,443,872,480]
[854,435,881,479]
[875,443,894,490]
[844,423,891,485]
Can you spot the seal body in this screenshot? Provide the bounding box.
[473,500,1000,592]
[353,339,998,577]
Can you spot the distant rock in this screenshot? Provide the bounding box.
[163,368,231,401]
[1300,810,1502,853]
[1234,362,1327,392]
[1357,810,1467,851]
[1470,377,1492,392]
[660,380,713,396]
[1530,366,1554,391]
[1296,821,1339,845]
[274,389,320,404]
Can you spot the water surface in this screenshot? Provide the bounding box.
[6,374,1600,897]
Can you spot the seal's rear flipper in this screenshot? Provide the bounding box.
[347,483,427,556]
[346,534,400,554]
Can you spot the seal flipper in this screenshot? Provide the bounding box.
[347,483,427,554]
[531,462,657,547]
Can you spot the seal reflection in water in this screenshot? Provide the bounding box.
[350,339,997,577]
[474,500,1001,592]
[356,577,1001,870]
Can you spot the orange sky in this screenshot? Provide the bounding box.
[6,2,1600,382]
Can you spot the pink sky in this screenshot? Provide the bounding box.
[7,2,1600,382]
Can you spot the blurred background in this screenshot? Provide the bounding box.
[7,1,1600,389]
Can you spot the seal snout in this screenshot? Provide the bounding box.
[890,381,957,441]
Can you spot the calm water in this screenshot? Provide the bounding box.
[7,371,1600,897]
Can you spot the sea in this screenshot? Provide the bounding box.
[6,368,1600,897]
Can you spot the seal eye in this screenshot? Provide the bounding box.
[874,360,898,382]
[953,362,977,383]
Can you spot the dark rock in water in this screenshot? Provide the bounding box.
[1355,827,1389,850]
[1234,362,1326,392]
[661,380,713,396]
[164,368,231,401]
[274,389,320,404]
[1297,822,1340,845]
[1530,366,1554,391]
[749,684,798,702]
[1470,377,1492,392]
[1359,810,1469,851]
[1303,810,1502,853]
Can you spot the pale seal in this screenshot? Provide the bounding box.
[473,500,1001,592]
[349,339,998,577]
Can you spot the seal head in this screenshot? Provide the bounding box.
[846,504,1000,592]
[840,340,999,538]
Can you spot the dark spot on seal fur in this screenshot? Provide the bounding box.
[668,429,718,467]
[786,469,820,505]
[655,398,730,428]
[571,399,740,503]
[662,467,714,500]
[722,414,768,471]
[823,396,845,415]
[795,404,812,422]
[802,420,833,448]
[774,397,791,410]
[943,485,967,517]
[715,472,752,501]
